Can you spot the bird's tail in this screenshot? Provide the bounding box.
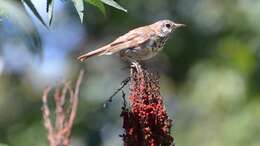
[77,46,108,62]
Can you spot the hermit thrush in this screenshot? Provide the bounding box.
[78,20,185,62]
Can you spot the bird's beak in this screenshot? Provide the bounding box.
[175,23,186,28]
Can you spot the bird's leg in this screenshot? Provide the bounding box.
[131,61,142,73]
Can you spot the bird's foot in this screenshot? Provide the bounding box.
[131,61,142,73]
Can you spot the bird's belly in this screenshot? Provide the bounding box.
[119,46,162,61]
[119,37,166,61]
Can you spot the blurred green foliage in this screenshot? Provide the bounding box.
[0,0,260,146]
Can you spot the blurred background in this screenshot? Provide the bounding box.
[0,0,260,146]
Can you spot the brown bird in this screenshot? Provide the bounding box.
[78,20,185,62]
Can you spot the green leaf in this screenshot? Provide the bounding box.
[72,0,84,23]
[47,0,54,26]
[0,9,5,22]
[0,0,43,57]
[0,9,4,16]
[101,0,127,12]
[86,0,106,15]
[22,0,48,28]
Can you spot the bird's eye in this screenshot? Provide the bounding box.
[165,23,171,28]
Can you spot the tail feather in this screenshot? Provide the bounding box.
[77,46,108,62]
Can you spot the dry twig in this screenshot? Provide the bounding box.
[103,77,130,108]
[42,70,84,146]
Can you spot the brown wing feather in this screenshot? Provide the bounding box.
[100,26,155,55]
[77,26,155,61]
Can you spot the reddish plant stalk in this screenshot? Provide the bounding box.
[121,64,174,146]
[42,70,84,146]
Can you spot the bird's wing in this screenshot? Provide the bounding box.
[100,27,155,55]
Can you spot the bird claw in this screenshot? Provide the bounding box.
[131,61,142,73]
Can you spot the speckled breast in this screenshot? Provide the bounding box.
[120,36,168,61]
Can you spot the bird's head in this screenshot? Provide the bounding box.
[150,20,185,37]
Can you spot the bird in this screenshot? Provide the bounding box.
[77,20,185,62]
